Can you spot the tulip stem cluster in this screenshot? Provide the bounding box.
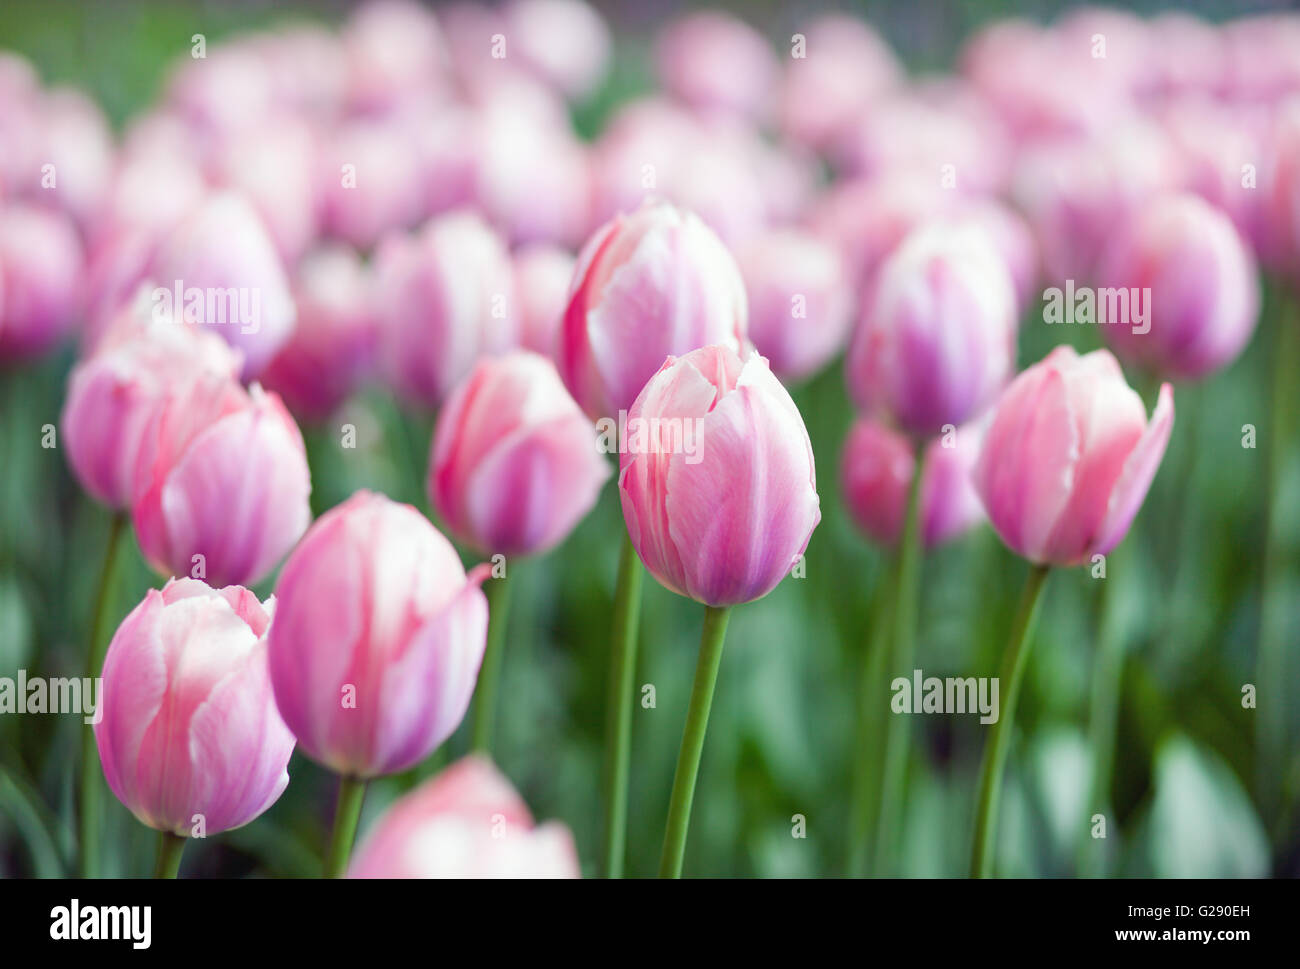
[659,604,732,878]
[969,564,1051,878]
[325,777,367,878]
[873,443,927,875]
[601,533,644,878]
[153,831,186,879]
[79,510,126,878]
[471,572,515,754]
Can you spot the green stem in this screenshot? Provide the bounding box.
[324,775,367,877]
[153,831,186,879]
[659,604,731,878]
[872,442,927,875]
[1080,544,1128,876]
[601,533,643,878]
[970,563,1051,878]
[80,511,126,878]
[1257,282,1298,825]
[471,570,514,754]
[847,558,895,876]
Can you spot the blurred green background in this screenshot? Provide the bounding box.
[0,0,1296,878]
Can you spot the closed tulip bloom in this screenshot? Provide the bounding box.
[132,376,311,588]
[655,11,778,123]
[62,319,242,509]
[261,246,379,421]
[95,578,295,836]
[430,352,609,557]
[973,346,1174,566]
[619,345,820,607]
[267,491,489,778]
[349,756,579,878]
[841,417,984,549]
[1099,193,1259,381]
[148,192,298,378]
[560,201,748,420]
[379,210,516,408]
[503,0,610,101]
[738,228,852,383]
[513,243,574,358]
[0,203,84,359]
[845,223,1017,438]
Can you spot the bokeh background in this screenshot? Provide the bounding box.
[0,0,1297,878]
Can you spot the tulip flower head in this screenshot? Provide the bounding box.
[841,417,985,549]
[0,203,84,359]
[131,375,311,588]
[95,578,295,836]
[267,491,489,778]
[62,316,242,509]
[430,352,610,558]
[348,756,579,878]
[1098,193,1259,381]
[619,344,820,607]
[846,222,1018,438]
[559,200,748,421]
[972,346,1174,566]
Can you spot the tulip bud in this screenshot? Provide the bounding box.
[378,210,516,408]
[261,245,380,421]
[62,318,242,509]
[845,223,1017,438]
[132,377,311,588]
[95,578,295,836]
[841,417,984,549]
[0,203,84,359]
[267,491,489,778]
[349,756,579,877]
[737,228,853,383]
[430,352,609,558]
[560,201,748,420]
[148,192,298,378]
[503,0,610,101]
[619,345,820,607]
[973,346,1174,566]
[1098,193,1259,381]
[654,11,778,123]
[512,242,574,358]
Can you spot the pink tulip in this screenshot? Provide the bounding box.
[655,11,778,123]
[148,192,298,379]
[512,242,574,358]
[430,352,609,558]
[737,228,852,383]
[1098,193,1259,381]
[503,0,610,101]
[62,317,242,509]
[559,201,748,420]
[165,44,276,138]
[267,491,488,778]
[973,346,1174,566]
[845,222,1017,438]
[261,246,380,421]
[378,210,516,408]
[132,376,311,588]
[317,117,428,250]
[341,0,448,113]
[0,203,84,359]
[619,345,820,607]
[778,15,902,152]
[841,417,984,549]
[349,756,579,877]
[30,88,114,231]
[1265,97,1300,276]
[95,578,295,836]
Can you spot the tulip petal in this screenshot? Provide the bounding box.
[1093,382,1175,556]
